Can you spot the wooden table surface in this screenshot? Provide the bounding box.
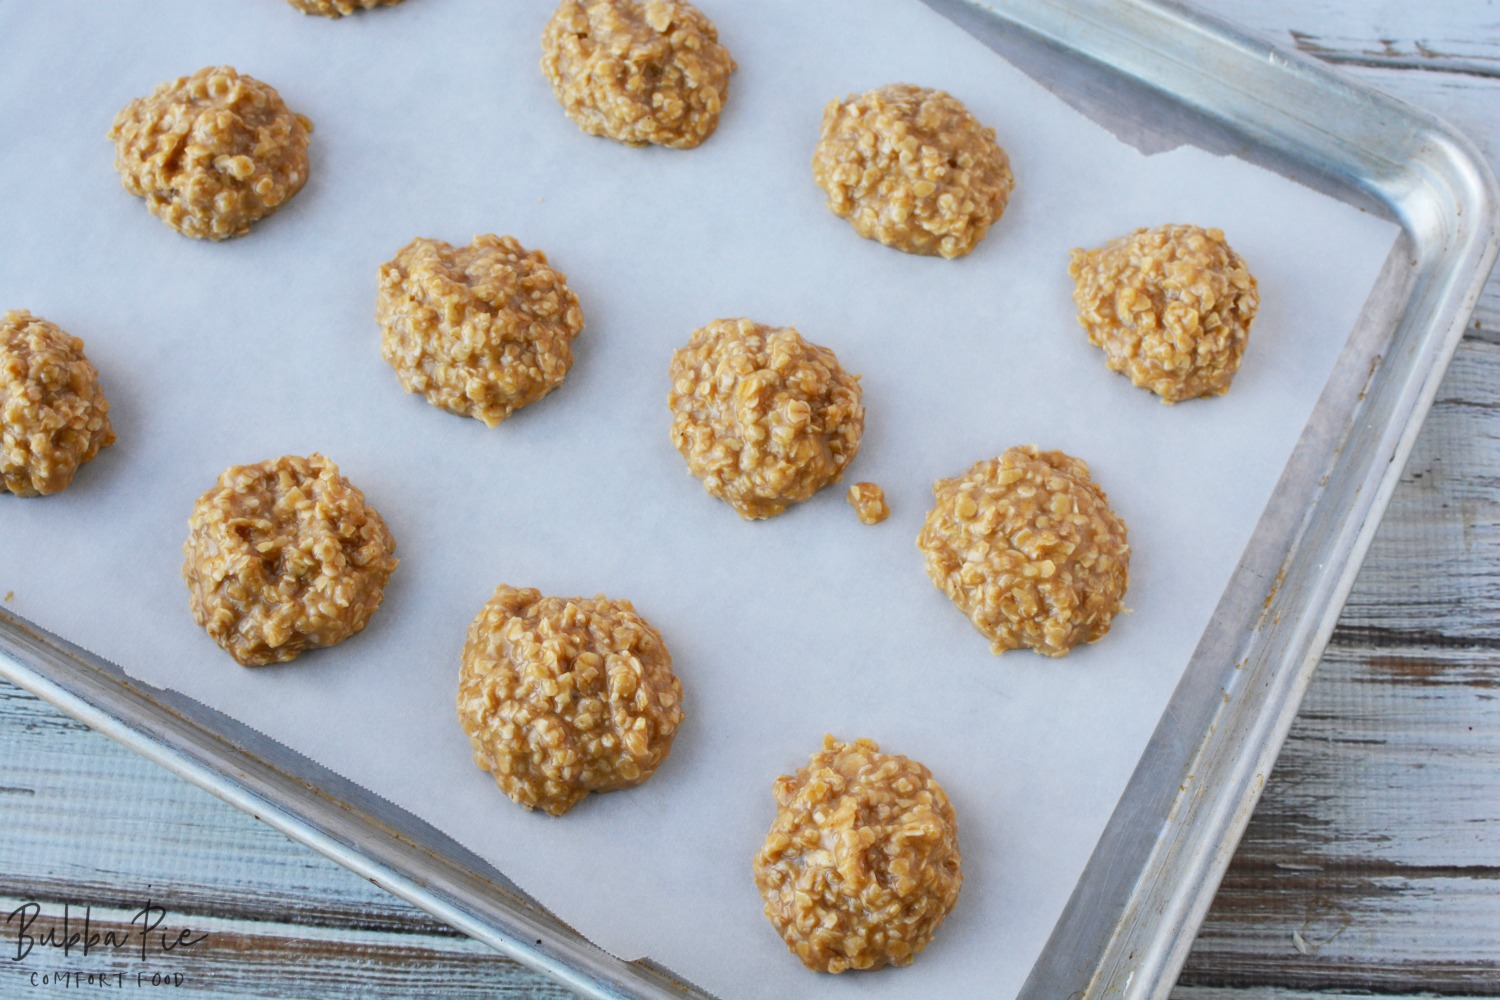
[3,2,1497,997]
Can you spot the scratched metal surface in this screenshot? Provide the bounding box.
[2,1,1498,998]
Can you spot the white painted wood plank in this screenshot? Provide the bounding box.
[0,686,429,932]
[1178,873,1500,993]
[0,682,567,997]
[1189,0,1500,169]
[1236,647,1500,869]
[1336,340,1500,642]
[1183,15,1500,993]
[1191,0,1500,69]
[1194,0,1500,74]
[1304,62,1500,177]
[1190,0,1500,346]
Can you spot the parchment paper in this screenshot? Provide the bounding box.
[0,2,1397,997]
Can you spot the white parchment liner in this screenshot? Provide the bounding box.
[0,2,1396,997]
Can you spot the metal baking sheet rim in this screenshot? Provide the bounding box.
[1,2,1495,999]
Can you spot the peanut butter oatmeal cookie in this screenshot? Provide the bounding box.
[1070,224,1259,403]
[286,0,403,15]
[541,0,736,149]
[813,83,1013,259]
[1,311,115,497]
[669,318,864,520]
[918,446,1129,657]
[377,235,584,427]
[183,454,398,666]
[108,66,312,240]
[846,482,889,525]
[457,585,683,816]
[753,735,962,974]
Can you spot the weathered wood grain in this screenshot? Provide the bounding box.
[1181,873,1500,993]
[1334,340,1500,645]
[1174,639,1500,995]
[1173,5,1500,991]
[1200,0,1500,77]
[3,3,1499,998]
[1220,0,1500,80]
[0,687,563,999]
[1237,643,1500,870]
[1193,0,1500,352]
[0,688,432,936]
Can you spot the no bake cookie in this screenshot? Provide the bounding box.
[1069,224,1259,402]
[109,66,312,240]
[457,585,683,816]
[182,454,398,666]
[541,0,735,149]
[813,84,1013,258]
[378,235,584,427]
[669,318,863,519]
[918,446,1129,657]
[754,735,962,973]
[0,311,114,497]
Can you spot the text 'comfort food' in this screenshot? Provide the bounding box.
[1,311,115,497]
[457,585,683,816]
[918,446,1129,657]
[378,235,584,427]
[541,0,736,149]
[108,66,312,240]
[814,83,1013,259]
[182,454,398,666]
[753,735,962,973]
[1070,223,1259,402]
[285,0,404,15]
[669,318,864,519]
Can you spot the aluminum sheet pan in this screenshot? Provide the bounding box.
[2,1,1496,998]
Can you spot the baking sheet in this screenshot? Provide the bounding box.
[0,1,1397,997]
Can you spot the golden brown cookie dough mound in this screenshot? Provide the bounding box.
[286,0,403,15]
[1,311,115,497]
[669,318,863,520]
[918,446,1129,657]
[457,585,683,816]
[541,0,736,149]
[183,454,398,666]
[108,66,312,240]
[1070,224,1259,403]
[377,235,584,427]
[813,84,1013,259]
[846,481,889,525]
[753,735,962,973]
